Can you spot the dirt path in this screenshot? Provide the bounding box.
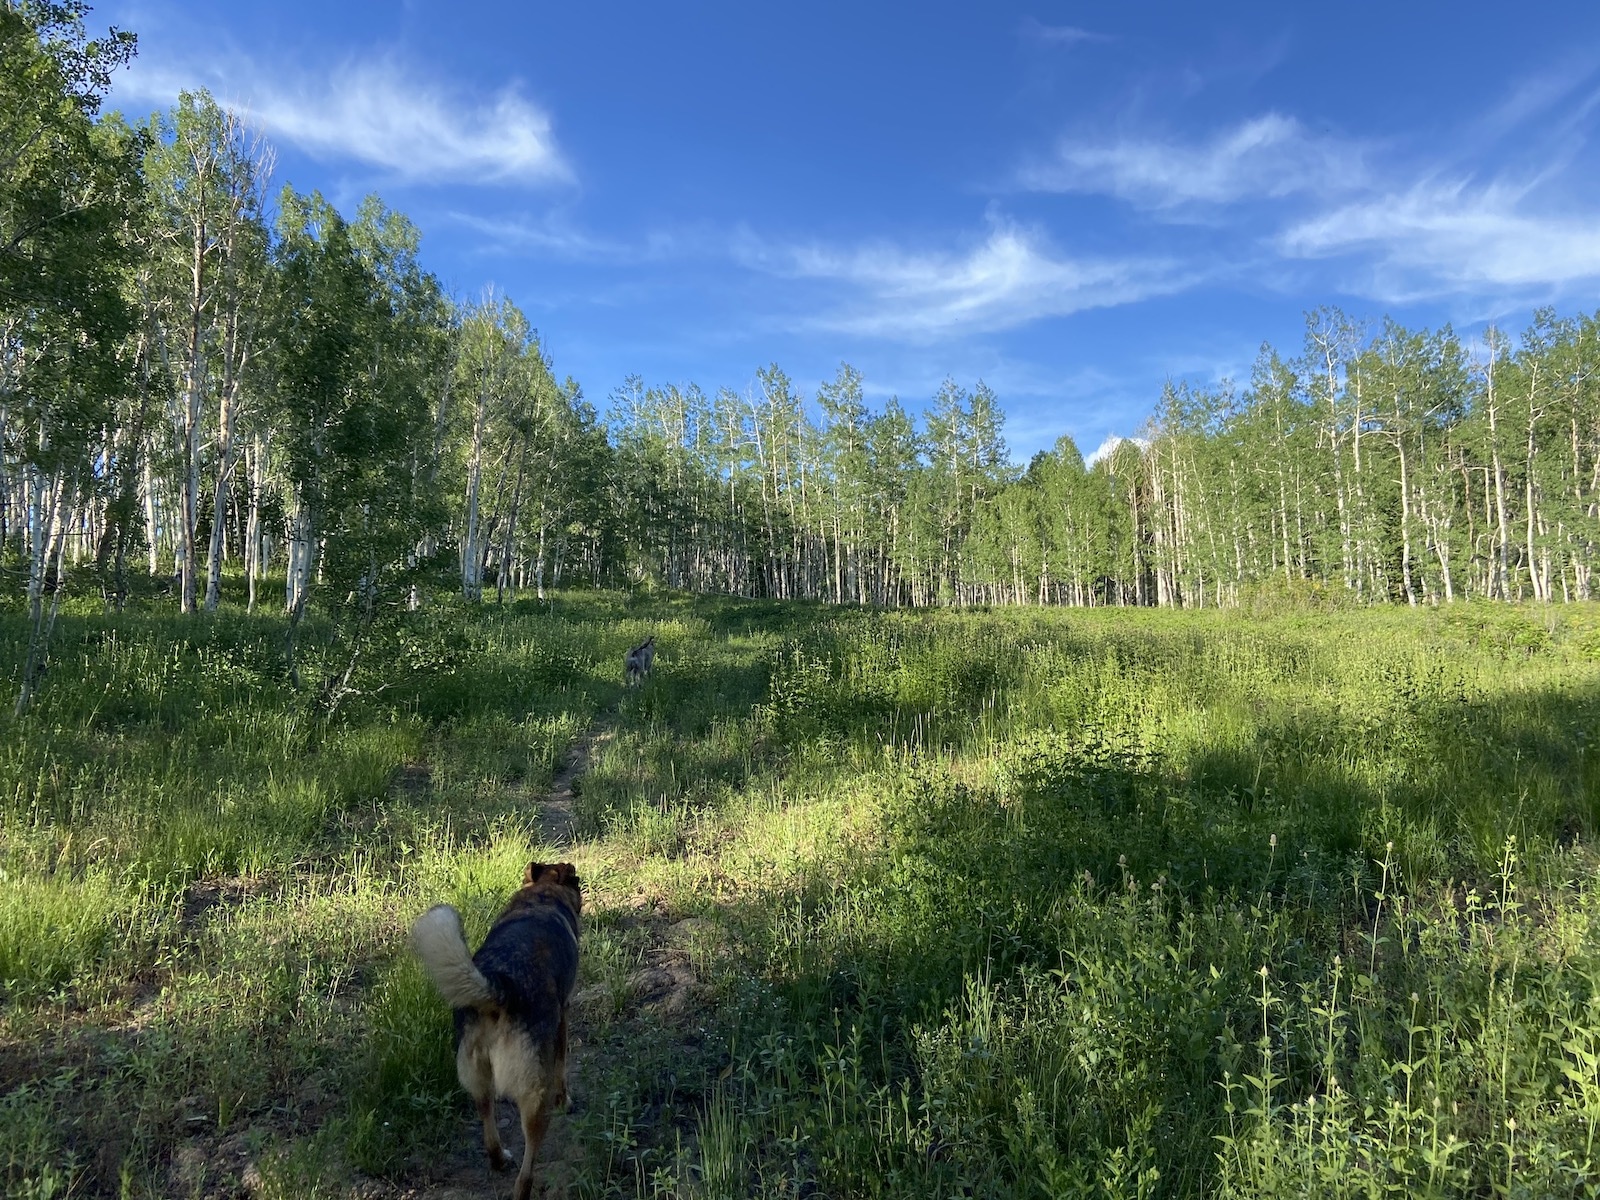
[518,716,710,1197]
[375,720,615,1200]
[522,719,615,1196]
[149,712,718,1199]
[535,720,613,849]
[372,715,712,1199]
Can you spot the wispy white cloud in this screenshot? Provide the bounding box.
[1018,17,1113,47]
[1021,114,1366,208]
[1279,57,1600,302]
[1017,71,1600,308]
[738,218,1194,340]
[1279,177,1600,300]
[449,212,628,260]
[116,55,570,186]
[1477,57,1600,145]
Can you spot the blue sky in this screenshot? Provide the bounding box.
[102,1,1600,462]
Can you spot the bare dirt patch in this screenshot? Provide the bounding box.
[536,723,612,849]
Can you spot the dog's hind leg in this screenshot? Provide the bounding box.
[459,1045,507,1171]
[476,1094,508,1172]
[513,1090,556,1200]
[553,1012,570,1109]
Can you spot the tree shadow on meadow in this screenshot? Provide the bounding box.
[673,670,1600,1198]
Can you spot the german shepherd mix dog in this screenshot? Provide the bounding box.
[623,635,655,685]
[410,863,582,1200]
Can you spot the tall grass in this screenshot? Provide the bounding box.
[566,599,1600,1197]
[1,591,1597,1197]
[0,594,621,1196]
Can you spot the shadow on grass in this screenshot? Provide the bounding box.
[669,673,1600,1199]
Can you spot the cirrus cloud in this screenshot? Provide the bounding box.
[1020,113,1368,209]
[115,53,571,186]
[1279,177,1600,300]
[737,218,1196,340]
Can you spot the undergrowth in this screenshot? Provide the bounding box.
[2,590,1597,1197]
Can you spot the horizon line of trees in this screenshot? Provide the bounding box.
[606,307,1599,611]
[5,6,1598,706]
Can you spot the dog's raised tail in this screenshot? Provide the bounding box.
[410,904,494,1010]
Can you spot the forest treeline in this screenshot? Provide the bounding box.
[5,5,1600,702]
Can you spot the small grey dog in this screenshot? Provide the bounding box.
[623,635,656,685]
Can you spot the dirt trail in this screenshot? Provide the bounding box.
[375,715,709,1199]
[151,711,718,1199]
[520,718,615,1196]
[535,720,613,849]
[367,721,616,1200]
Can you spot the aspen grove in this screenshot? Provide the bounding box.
[6,8,1600,713]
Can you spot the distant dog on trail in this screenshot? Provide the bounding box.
[410,862,583,1200]
[623,635,656,685]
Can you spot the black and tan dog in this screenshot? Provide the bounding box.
[410,862,582,1200]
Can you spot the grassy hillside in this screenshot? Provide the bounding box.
[3,593,1599,1198]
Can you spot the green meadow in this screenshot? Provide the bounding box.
[3,593,1599,1198]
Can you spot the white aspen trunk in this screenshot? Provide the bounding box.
[501,444,529,605]
[16,467,69,716]
[478,437,515,605]
[177,180,209,616]
[1573,417,1591,600]
[1484,351,1514,600]
[179,368,203,612]
[1326,427,1353,592]
[1397,432,1416,605]
[142,448,161,576]
[534,518,548,601]
[204,373,238,611]
[1277,467,1292,581]
[1423,467,1456,602]
[244,433,263,612]
[1149,450,1170,607]
[1524,471,1543,601]
[204,303,253,611]
[1293,465,1307,575]
[838,512,851,604]
[1477,464,1493,595]
[1523,406,1545,602]
[285,493,315,615]
[1175,447,1194,606]
[1350,371,1374,597]
[461,376,489,602]
[1310,330,1357,594]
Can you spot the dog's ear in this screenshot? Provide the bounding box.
[523,861,548,887]
[556,863,581,890]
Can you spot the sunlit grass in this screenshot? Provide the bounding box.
[1,592,1597,1197]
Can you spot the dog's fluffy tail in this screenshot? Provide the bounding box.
[410,904,495,1010]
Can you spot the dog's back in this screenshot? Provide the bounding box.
[456,903,578,1121]
[458,901,579,1045]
